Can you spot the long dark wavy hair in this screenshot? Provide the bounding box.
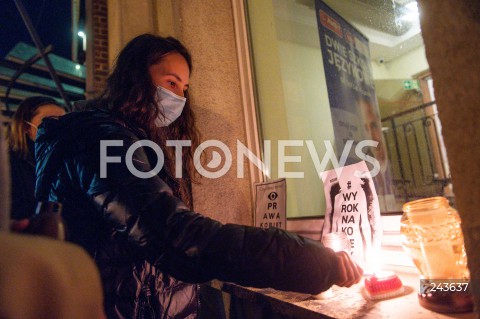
[99,34,200,208]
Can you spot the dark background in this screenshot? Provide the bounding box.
[0,0,73,60]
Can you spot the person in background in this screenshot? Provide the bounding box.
[6,96,66,219]
[35,34,363,319]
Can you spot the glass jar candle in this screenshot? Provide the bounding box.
[401,196,472,313]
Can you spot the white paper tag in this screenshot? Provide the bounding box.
[255,179,286,230]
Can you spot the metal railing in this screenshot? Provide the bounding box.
[382,101,452,203]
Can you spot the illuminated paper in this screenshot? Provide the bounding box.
[321,161,382,267]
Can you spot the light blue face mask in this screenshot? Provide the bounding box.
[155,86,186,127]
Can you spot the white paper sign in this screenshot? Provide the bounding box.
[255,179,286,230]
[321,161,382,267]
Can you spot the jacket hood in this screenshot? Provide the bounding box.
[35,110,122,201]
[35,113,75,201]
[35,108,148,201]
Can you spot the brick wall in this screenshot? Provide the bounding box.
[86,0,108,98]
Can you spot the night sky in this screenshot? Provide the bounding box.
[0,0,73,60]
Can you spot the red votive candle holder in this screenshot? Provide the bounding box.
[364,271,404,300]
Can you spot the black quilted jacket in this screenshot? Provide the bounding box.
[34,108,340,319]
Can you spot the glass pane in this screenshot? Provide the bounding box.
[246,0,449,217]
[247,0,333,217]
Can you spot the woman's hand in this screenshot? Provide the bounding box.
[333,251,363,287]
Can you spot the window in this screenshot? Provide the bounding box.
[246,0,449,218]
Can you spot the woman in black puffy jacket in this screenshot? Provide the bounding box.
[34,34,362,319]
